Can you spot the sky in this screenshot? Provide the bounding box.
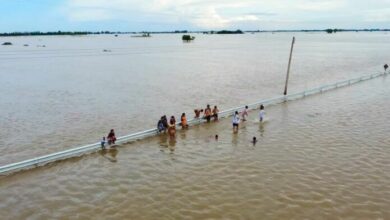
[0,0,389,32]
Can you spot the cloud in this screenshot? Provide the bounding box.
[62,0,390,29]
[296,0,347,11]
[64,0,262,28]
[364,8,390,22]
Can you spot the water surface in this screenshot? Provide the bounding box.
[0,75,389,219]
[0,32,389,164]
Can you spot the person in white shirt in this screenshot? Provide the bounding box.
[259,104,265,122]
[232,111,240,132]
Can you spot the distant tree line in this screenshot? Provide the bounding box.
[0,31,119,36]
[203,30,244,34]
[1,29,388,36]
[326,29,339,34]
[324,28,390,34]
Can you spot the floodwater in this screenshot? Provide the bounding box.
[0,32,390,219]
[0,32,389,165]
[1,73,389,219]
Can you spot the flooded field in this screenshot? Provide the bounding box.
[0,32,389,219]
[0,74,389,219]
[0,32,389,165]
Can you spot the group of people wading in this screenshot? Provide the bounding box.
[157,103,265,138]
[157,104,220,138]
[101,129,116,149]
[232,104,265,133]
[100,103,265,149]
[98,63,389,149]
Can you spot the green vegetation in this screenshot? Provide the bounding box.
[182,35,195,41]
[0,31,120,36]
[202,30,244,34]
[325,29,340,34]
[216,29,244,34]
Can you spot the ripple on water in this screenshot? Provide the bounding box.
[0,78,390,219]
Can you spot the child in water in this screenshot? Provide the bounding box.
[181,113,188,129]
[259,105,265,122]
[252,136,257,145]
[241,105,249,121]
[101,137,106,149]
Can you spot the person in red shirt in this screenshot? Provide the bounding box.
[107,129,116,145]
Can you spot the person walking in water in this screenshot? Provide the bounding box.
[232,111,240,132]
[157,117,166,133]
[212,106,219,121]
[204,104,212,122]
[194,109,203,119]
[101,137,106,149]
[241,105,249,121]
[107,129,116,145]
[181,113,188,129]
[259,105,265,122]
[168,116,176,137]
[385,64,389,73]
[162,115,168,130]
[252,137,257,145]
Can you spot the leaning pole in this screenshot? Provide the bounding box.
[284,37,295,95]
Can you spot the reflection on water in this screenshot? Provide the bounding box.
[159,133,169,148]
[259,122,265,137]
[159,133,177,154]
[168,136,176,149]
[100,147,118,163]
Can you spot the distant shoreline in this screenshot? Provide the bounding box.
[0,29,389,37]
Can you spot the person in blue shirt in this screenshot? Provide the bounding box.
[157,117,166,133]
[101,137,106,149]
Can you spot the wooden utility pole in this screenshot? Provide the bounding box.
[283,37,295,95]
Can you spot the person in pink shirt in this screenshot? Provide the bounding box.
[241,106,249,121]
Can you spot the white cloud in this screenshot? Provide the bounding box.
[63,0,390,29]
[296,0,347,11]
[64,0,262,28]
[364,8,390,22]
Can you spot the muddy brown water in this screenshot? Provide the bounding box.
[0,32,389,165]
[0,32,390,219]
[0,75,389,219]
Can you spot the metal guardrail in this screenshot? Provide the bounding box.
[0,71,387,175]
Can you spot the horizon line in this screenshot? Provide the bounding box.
[1,28,390,35]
